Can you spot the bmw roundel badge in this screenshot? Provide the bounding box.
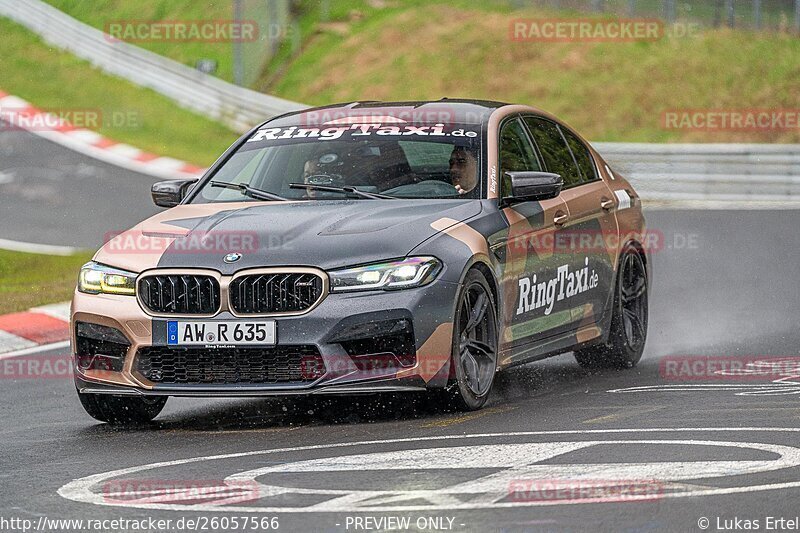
[223,252,242,263]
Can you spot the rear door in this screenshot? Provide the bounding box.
[522,116,618,336]
[495,116,570,358]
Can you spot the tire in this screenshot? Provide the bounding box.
[439,269,499,411]
[77,391,167,425]
[574,245,648,369]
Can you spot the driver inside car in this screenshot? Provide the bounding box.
[449,145,479,195]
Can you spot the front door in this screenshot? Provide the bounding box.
[523,116,618,339]
[493,116,570,361]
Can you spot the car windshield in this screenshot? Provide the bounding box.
[191,120,483,202]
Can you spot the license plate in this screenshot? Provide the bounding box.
[167,321,276,346]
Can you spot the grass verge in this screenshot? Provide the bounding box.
[43,0,238,82]
[0,250,92,314]
[0,17,238,165]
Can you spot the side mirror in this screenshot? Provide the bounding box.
[501,171,563,206]
[151,179,198,208]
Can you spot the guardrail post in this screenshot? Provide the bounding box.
[754,0,761,30]
[290,20,301,54]
[320,0,330,22]
[233,0,243,86]
[665,0,676,23]
[725,0,735,27]
[796,0,800,33]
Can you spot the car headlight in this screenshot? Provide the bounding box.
[328,257,442,292]
[78,262,137,295]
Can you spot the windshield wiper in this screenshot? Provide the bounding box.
[210,181,287,201]
[288,183,394,199]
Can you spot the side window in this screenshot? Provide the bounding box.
[559,126,598,183]
[523,117,582,188]
[499,118,541,198]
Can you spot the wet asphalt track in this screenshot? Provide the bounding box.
[2,129,800,532]
[0,125,161,248]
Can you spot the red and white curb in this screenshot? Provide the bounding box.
[0,90,207,180]
[0,302,70,357]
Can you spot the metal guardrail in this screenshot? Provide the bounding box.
[2,0,799,204]
[595,143,800,202]
[526,0,800,33]
[0,0,305,133]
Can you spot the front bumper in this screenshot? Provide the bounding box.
[71,279,459,397]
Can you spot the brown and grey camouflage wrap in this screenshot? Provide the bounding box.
[72,100,646,397]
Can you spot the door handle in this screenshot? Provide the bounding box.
[553,211,569,226]
[600,197,615,210]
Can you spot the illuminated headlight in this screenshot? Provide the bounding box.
[78,262,137,295]
[328,257,442,292]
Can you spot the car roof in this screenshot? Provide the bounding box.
[264,99,511,128]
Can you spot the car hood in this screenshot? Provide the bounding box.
[94,199,482,273]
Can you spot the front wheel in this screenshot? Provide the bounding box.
[575,245,648,369]
[77,391,167,425]
[440,269,499,411]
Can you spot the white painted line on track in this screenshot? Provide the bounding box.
[643,199,800,210]
[610,383,800,396]
[222,439,800,511]
[0,238,81,255]
[59,428,800,513]
[0,340,70,361]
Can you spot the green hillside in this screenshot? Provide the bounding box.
[24,0,800,144]
[263,1,800,143]
[0,17,237,165]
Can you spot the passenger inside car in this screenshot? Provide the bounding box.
[301,141,420,193]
